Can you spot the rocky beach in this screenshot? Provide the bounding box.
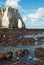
[0,28,44,65]
[0,28,44,46]
[0,7,44,65]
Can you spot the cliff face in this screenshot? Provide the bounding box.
[0,7,25,29]
[0,8,6,21]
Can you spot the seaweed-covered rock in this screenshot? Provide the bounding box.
[0,52,13,61]
[22,49,29,55]
[34,47,44,57]
[15,49,29,57]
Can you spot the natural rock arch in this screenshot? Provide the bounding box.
[0,7,26,29]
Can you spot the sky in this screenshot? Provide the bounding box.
[0,0,44,29]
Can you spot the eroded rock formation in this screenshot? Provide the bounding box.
[0,7,25,29]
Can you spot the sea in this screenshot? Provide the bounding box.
[0,33,44,65]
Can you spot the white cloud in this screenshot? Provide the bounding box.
[28,8,44,21]
[5,0,21,9]
[23,7,44,28]
[23,7,44,22]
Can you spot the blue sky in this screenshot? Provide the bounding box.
[0,0,44,29]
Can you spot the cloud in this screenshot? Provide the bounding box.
[5,0,21,9]
[28,8,44,21]
[23,7,44,28]
[23,7,44,22]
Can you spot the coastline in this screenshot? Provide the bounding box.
[0,28,44,47]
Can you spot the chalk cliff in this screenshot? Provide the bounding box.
[0,7,25,29]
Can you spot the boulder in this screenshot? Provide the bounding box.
[22,49,29,55]
[15,49,29,57]
[15,50,24,57]
[34,47,44,57]
[0,52,13,61]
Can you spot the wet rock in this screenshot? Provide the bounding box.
[34,47,44,57]
[15,50,24,57]
[34,59,44,65]
[19,38,35,45]
[39,58,44,63]
[34,62,44,65]
[0,52,13,61]
[10,60,26,65]
[22,49,29,55]
[15,49,29,57]
[4,52,13,60]
[0,29,44,46]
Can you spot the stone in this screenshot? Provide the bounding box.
[22,49,29,55]
[10,60,26,65]
[15,50,23,57]
[15,49,29,57]
[34,58,44,65]
[34,47,44,57]
[0,52,13,61]
[0,29,44,47]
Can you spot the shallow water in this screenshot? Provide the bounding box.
[0,44,44,65]
[0,33,44,65]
